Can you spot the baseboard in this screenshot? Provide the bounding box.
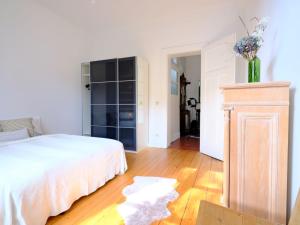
[172,132,180,142]
[125,150,138,154]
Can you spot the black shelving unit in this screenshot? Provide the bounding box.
[90,57,137,151]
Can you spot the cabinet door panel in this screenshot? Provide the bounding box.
[92,126,118,140]
[230,106,288,224]
[90,59,117,82]
[118,57,135,81]
[119,81,136,104]
[91,83,117,104]
[92,105,117,127]
[119,128,136,150]
[119,105,136,128]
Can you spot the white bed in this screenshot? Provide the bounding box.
[0,134,127,225]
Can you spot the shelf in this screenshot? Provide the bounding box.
[119,80,136,82]
[91,125,118,128]
[91,81,118,84]
[91,104,118,106]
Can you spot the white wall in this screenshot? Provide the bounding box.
[184,55,201,121]
[240,0,300,214]
[0,0,89,134]
[90,0,243,147]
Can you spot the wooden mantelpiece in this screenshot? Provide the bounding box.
[221,81,290,89]
[221,81,290,106]
[221,81,290,224]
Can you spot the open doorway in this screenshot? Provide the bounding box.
[169,54,201,151]
[166,34,236,159]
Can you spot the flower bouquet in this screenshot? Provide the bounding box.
[234,17,268,82]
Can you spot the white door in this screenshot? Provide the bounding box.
[200,34,236,160]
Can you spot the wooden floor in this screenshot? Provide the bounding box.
[47,146,223,225]
[169,136,200,151]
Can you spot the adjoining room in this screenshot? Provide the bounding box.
[169,54,201,151]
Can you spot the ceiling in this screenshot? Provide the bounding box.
[35,0,239,34]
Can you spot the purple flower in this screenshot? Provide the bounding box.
[234,17,268,60]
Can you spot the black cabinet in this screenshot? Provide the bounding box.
[91,59,117,82]
[91,105,118,127]
[92,126,118,140]
[90,57,138,151]
[119,105,136,127]
[119,57,135,81]
[119,81,136,104]
[119,128,136,150]
[91,83,117,104]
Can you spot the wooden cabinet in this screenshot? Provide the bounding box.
[221,82,290,224]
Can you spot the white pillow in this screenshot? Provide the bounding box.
[0,128,30,142]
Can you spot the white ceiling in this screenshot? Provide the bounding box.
[35,0,235,33]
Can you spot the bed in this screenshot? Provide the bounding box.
[0,134,127,225]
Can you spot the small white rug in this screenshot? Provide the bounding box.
[117,176,179,225]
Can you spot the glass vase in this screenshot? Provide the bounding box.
[248,56,261,83]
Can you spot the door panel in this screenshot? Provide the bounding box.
[119,57,136,81]
[119,128,136,150]
[200,34,236,160]
[90,59,117,82]
[91,105,118,127]
[91,126,118,140]
[119,105,136,128]
[119,81,136,104]
[91,83,117,104]
[230,106,287,223]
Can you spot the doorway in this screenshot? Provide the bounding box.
[169,54,201,150]
[165,34,236,159]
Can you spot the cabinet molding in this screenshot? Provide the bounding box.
[237,112,279,220]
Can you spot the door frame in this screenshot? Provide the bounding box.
[160,42,206,148]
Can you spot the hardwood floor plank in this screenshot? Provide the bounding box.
[180,155,212,225]
[158,151,201,225]
[206,159,223,205]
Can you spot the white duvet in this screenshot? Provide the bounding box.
[0,134,127,225]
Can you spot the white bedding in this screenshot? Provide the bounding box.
[0,134,127,225]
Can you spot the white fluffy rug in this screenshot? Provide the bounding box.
[117,176,179,225]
